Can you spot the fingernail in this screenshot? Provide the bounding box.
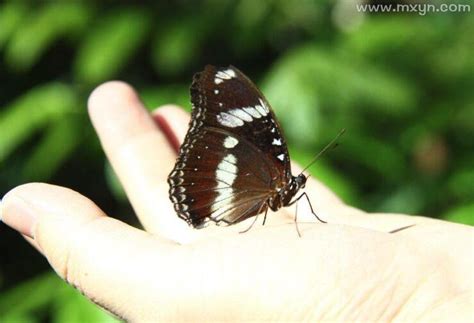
[1,193,37,239]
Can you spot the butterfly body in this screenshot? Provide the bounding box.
[168,65,308,229]
[268,174,307,211]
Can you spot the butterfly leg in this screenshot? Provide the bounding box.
[239,203,268,234]
[289,192,327,224]
[262,207,268,225]
[295,198,301,237]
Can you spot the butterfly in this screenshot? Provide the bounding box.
[168,65,326,232]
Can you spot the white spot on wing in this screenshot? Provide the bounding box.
[217,112,244,127]
[259,98,270,113]
[255,104,267,116]
[228,108,253,122]
[242,107,262,119]
[277,154,285,161]
[223,137,239,148]
[224,69,236,77]
[217,154,237,177]
[215,69,236,84]
[217,69,236,79]
[212,154,238,213]
[214,89,219,94]
[272,138,282,146]
[211,188,235,216]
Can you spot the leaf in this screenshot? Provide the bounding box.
[151,18,203,76]
[0,1,28,49]
[74,8,151,84]
[104,160,127,202]
[343,16,435,59]
[5,2,92,71]
[21,115,82,181]
[265,45,418,119]
[447,167,474,201]
[0,313,37,323]
[263,65,321,146]
[0,83,77,163]
[443,203,474,226]
[290,147,358,205]
[342,132,407,182]
[375,184,426,215]
[52,283,119,323]
[0,273,59,317]
[139,85,189,111]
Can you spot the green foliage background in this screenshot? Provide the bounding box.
[0,0,472,321]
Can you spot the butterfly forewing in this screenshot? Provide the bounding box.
[168,65,292,227]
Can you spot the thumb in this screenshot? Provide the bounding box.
[0,183,178,320]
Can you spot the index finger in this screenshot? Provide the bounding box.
[87,82,193,242]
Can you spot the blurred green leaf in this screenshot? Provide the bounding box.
[0,272,58,317]
[447,167,474,201]
[270,45,417,109]
[0,313,37,323]
[139,85,189,111]
[0,272,116,323]
[376,184,426,215]
[443,203,474,225]
[291,147,358,204]
[105,160,127,202]
[232,0,269,54]
[264,68,321,146]
[22,115,82,181]
[342,133,407,182]
[5,2,92,71]
[74,8,151,84]
[0,83,77,163]
[151,18,205,76]
[264,45,418,146]
[453,102,474,136]
[0,1,28,49]
[343,16,435,60]
[52,281,119,323]
[429,18,474,82]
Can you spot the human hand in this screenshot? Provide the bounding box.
[1,82,472,321]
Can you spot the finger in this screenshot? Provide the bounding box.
[0,183,181,320]
[88,82,193,242]
[151,105,190,152]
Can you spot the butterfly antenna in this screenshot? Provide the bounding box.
[299,129,346,175]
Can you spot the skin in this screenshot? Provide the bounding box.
[1,82,472,322]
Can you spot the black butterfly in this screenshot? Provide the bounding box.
[168,65,325,232]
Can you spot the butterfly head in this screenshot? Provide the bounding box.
[294,173,307,189]
[270,174,307,211]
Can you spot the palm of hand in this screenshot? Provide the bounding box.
[1,82,472,322]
